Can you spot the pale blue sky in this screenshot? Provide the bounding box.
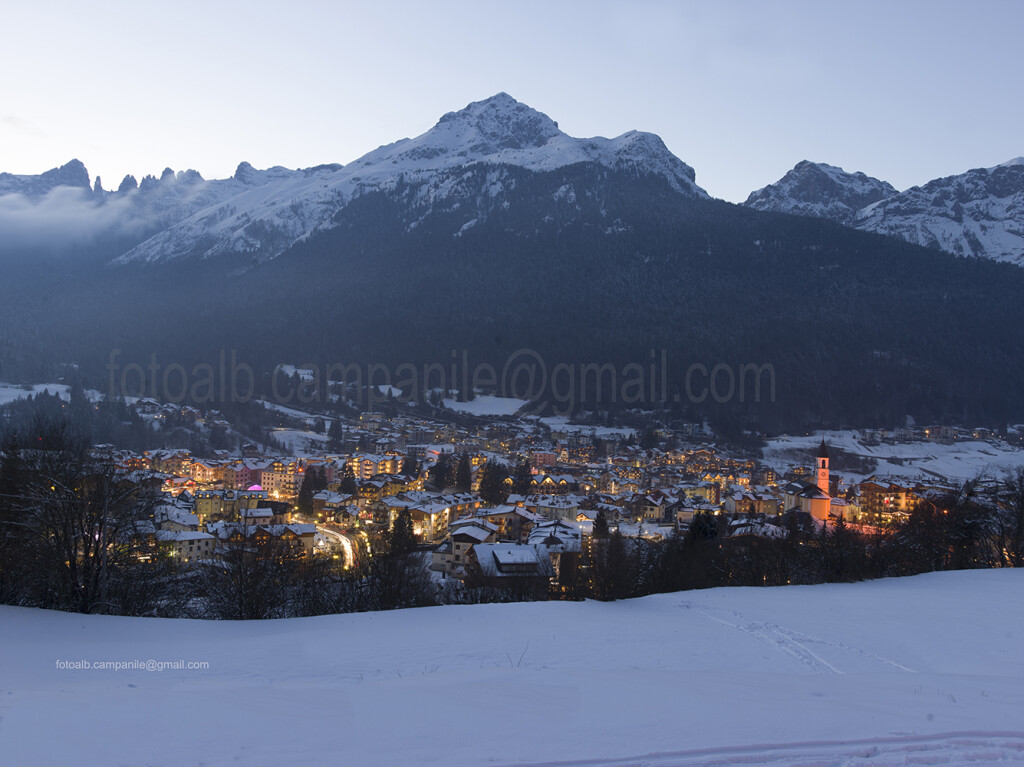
[2,0,1022,202]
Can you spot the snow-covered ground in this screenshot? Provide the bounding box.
[539,415,636,439]
[763,429,1024,484]
[2,570,1022,766]
[0,382,108,407]
[442,394,531,417]
[0,382,69,406]
[269,427,330,458]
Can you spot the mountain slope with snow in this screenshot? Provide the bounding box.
[0,159,310,254]
[745,160,896,224]
[1,570,1022,766]
[111,93,707,264]
[855,160,1024,264]
[746,159,1024,266]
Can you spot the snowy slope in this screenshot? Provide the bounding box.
[0,382,105,407]
[3,570,1022,766]
[745,160,896,224]
[855,161,1024,265]
[762,429,1024,484]
[442,394,532,417]
[0,159,311,250]
[746,159,1024,266]
[112,93,707,264]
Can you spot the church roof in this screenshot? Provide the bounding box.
[816,439,830,459]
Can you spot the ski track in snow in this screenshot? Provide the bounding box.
[506,731,1024,766]
[679,602,916,675]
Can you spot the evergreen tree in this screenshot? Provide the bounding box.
[389,508,417,552]
[606,530,630,599]
[327,418,343,451]
[640,427,658,451]
[400,454,420,478]
[512,460,533,495]
[297,472,315,516]
[428,454,454,490]
[456,453,472,492]
[478,462,510,504]
[339,463,357,496]
[297,466,327,517]
[593,508,610,539]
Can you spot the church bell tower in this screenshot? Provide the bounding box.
[816,438,830,496]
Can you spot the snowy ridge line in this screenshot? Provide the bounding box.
[501,731,1024,767]
[111,93,707,265]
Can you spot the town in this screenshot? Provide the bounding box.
[4,378,1018,618]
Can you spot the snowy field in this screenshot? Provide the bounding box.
[539,415,636,439]
[268,427,330,458]
[0,382,106,407]
[763,430,1024,484]
[1,570,1023,766]
[442,394,532,416]
[0,382,71,406]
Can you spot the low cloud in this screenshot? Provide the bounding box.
[0,186,146,254]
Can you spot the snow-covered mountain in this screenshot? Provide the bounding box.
[0,158,303,252]
[854,159,1024,264]
[0,158,92,199]
[110,93,707,264]
[744,160,896,225]
[746,159,1024,266]
[8,100,1022,268]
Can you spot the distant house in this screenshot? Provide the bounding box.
[154,505,200,532]
[528,520,581,586]
[475,505,541,541]
[208,521,317,558]
[431,519,498,578]
[468,543,553,596]
[239,507,279,526]
[156,530,216,562]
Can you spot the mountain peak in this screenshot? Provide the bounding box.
[435,93,562,152]
[745,161,896,224]
[115,95,707,265]
[41,158,91,190]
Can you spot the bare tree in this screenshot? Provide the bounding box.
[4,439,161,614]
[199,539,296,620]
[996,469,1024,567]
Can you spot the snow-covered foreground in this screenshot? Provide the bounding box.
[1,571,1023,766]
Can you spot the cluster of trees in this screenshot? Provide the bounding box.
[426,453,474,492]
[581,479,1024,601]
[0,421,173,615]
[296,466,328,516]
